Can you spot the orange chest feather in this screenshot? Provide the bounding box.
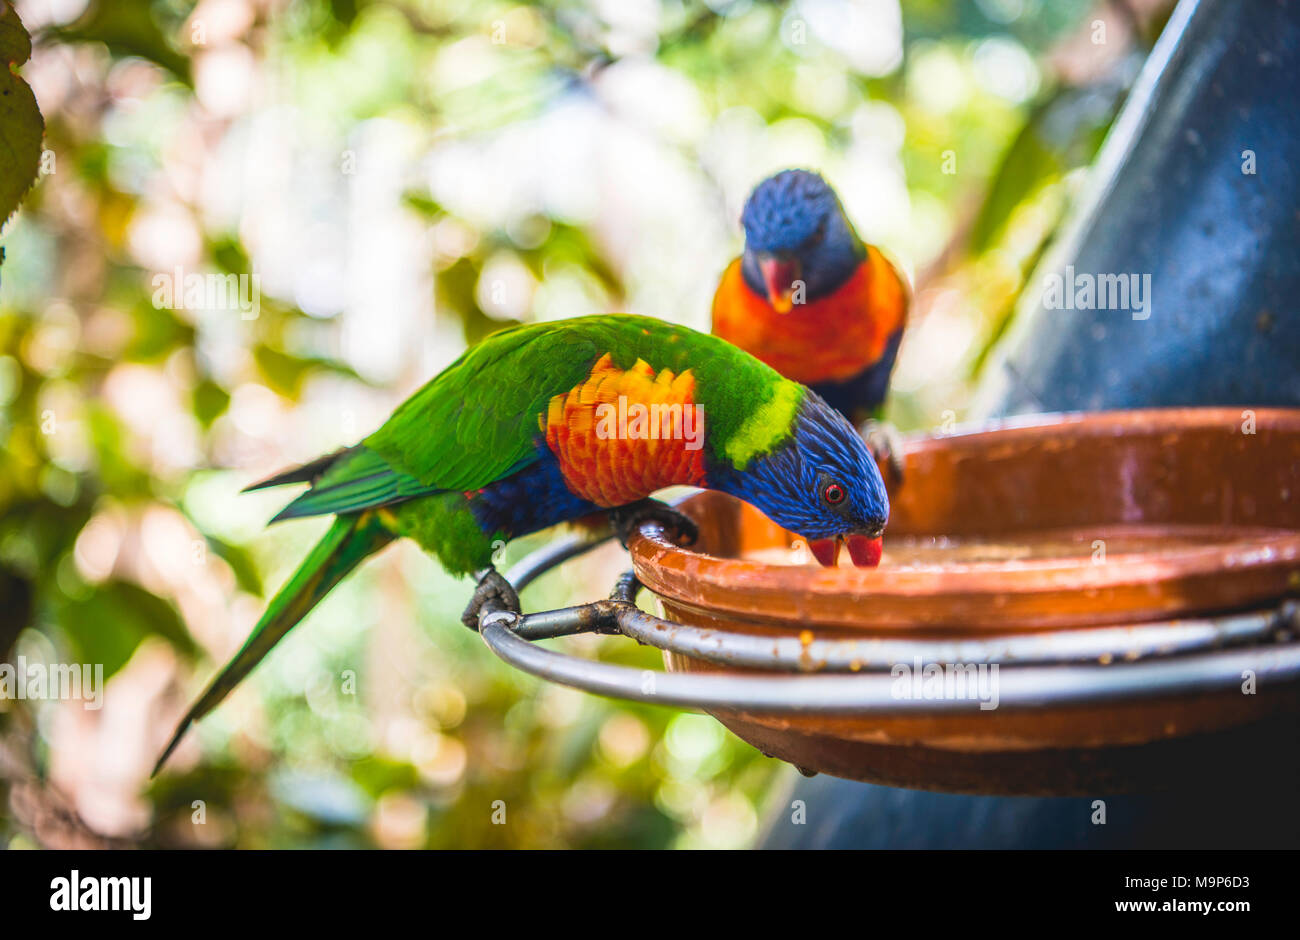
[540,354,707,508]
[711,247,908,384]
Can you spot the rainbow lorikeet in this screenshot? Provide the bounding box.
[711,169,909,473]
[154,314,888,773]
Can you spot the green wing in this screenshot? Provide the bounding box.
[263,314,783,522]
[362,313,782,488]
[262,320,605,521]
[268,448,443,520]
[361,320,604,491]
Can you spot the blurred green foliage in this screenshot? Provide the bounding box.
[0,1,44,226]
[0,0,1160,848]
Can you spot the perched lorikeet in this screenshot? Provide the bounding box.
[711,170,909,466]
[154,314,888,773]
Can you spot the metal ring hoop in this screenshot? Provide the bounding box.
[480,531,1300,715]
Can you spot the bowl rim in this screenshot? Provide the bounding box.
[627,406,1300,627]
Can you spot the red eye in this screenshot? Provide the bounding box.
[823,482,846,505]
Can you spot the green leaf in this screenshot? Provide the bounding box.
[400,192,444,218]
[203,533,263,597]
[57,579,196,679]
[192,378,231,428]
[968,82,1123,255]
[52,0,191,85]
[252,344,362,398]
[350,756,420,799]
[0,0,32,62]
[85,403,153,498]
[0,1,45,228]
[128,297,196,362]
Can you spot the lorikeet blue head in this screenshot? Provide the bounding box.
[739,169,865,312]
[712,390,888,567]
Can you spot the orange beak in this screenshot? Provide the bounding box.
[758,256,800,313]
[808,536,882,568]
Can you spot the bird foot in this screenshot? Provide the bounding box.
[859,419,905,486]
[462,566,521,631]
[608,498,699,549]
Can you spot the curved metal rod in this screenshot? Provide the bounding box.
[499,488,694,596]
[494,536,1298,669]
[611,588,1294,671]
[504,531,613,595]
[479,610,1300,714]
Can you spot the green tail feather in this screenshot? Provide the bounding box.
[152,512,395,776]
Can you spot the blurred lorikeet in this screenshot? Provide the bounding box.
[712,170,909,468]
[155,314,888,773]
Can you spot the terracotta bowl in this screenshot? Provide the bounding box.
[627,408,1300,794]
